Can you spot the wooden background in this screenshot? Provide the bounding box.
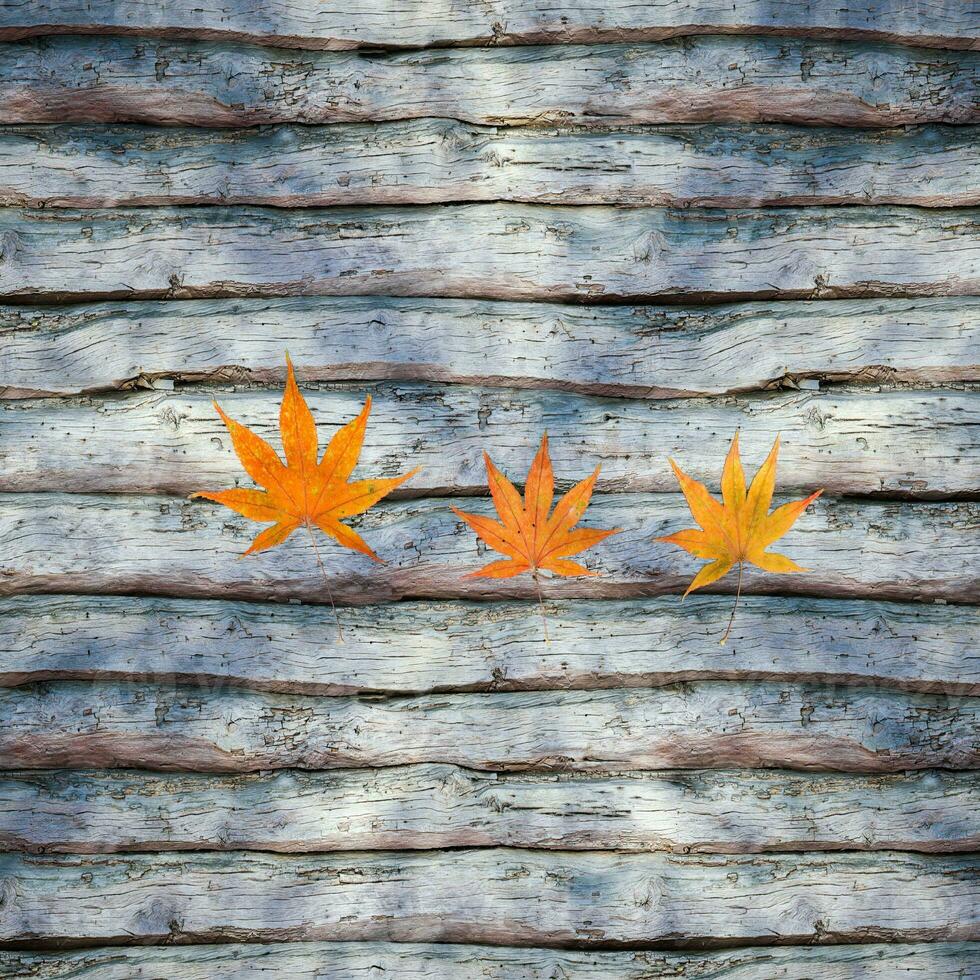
[0,2,978,976]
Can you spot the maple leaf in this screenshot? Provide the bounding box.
[451,435,620,639]
[192,355,420,637]
[658,432,822,643]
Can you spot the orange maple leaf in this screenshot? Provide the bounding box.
[193,355,420,561]
[451,434,621,581]
[658,432,822,643]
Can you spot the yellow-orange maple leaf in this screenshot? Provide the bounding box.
[192,355,420,560]
[451,434,621,580]
[658,432,822,642]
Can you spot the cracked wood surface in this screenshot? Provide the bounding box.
[1,595,976,696]
[2,942,979,979]
[1,0,976,50]
[2,37,978,130]
[0,1,977,970]
[0,849,976,947]
[2,385,977,496]
[1,766,976,854]
[0,205,976,304]
[0,494,977,605]
[2,297,978,400]
[3,122,979,209]
[1,679,978,773]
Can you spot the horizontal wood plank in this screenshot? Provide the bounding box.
[0,205,977,303]
[3,122,978,209]
[2,942,979,979]
[2,386,977,496]
[0,494,976,605]
[3,297,978,400]
[2,594,976,696]
[2,679,978,773]
[0,850,976,946]
[2,37,977,129]
[2,0,976,50]
[2,766,975,854]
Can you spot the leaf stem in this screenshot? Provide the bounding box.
[305,520,345,644]
[531,569,551,644]
[720,561,743,646]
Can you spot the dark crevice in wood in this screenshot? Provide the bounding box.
[3,666,977,698]
[0,24,976,52]
[4,366,978,403]
[3,283,978,307]
[1,486,977,502]
[4,196,978,212]
[0,926,974,954]
[0,576,977,608]
[4,838,978,857]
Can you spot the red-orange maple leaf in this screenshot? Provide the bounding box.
[452,434,621,579]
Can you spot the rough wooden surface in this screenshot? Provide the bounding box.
[0,493,975,605]
[2,942,979,980]
[2,679,978,773]
[1,849,976,947]
[1,205,978,303]
[0,0,976,971]
[4,122,979,209]
[3,385,977,496]
[2,595,976,696]
[2,0,977,50]
[2,766,975,854]
[3,37,978,129]
[3,297,977,400]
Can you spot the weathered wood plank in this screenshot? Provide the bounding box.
[4,122,978,209]
[2,0,977,50]
[2,37,977,129]
[3,297,978,400]
[2,595,976,696]
[2,680,978,773]
[0,494,976,605]
[2,386,977,496]
[2,766,975,854]
[3,942,980,980]
[0,205,977,303]
[0,850,976,946]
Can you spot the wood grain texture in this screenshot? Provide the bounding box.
[0,205,978,304]
[1,0,977,50]
[4,122,979,209]
[0,849,976,947]
[3,297,978,400]
[2,766,976,854]
[2,37,977,129]
[2,385,977,496]
[2,942,980,980]
[2,679,978,773]
[2,594,976,696]
[0,494,977,605]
